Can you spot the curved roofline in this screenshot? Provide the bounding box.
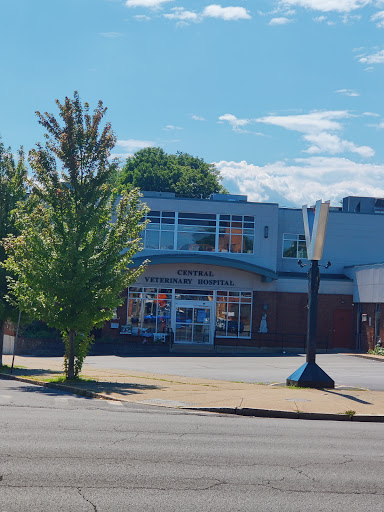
[131,254,278,281]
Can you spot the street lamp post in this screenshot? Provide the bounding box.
[286,200,335,389]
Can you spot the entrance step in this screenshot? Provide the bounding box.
[171,344,215,353]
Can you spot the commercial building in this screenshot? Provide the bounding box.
[102,192,384,353]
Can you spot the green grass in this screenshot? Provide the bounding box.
[37,375,97,384]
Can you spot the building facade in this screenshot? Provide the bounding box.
[102,192,384,353]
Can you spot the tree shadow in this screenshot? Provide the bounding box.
[70,380,162,396]
[1,367,59,378]
[6,379,162,397]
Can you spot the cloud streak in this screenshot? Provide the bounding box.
[126,0,173,8]
[162,4,251,23]
[280,0,371,13]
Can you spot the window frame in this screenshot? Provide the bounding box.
[282,233,308,260]
[143,211,255,255]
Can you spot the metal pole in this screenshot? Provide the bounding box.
[10,310,21,374]
[306,260,319,364]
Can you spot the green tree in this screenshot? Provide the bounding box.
[117,147,227,198]
[3,93,148,379]
[0,141,27,366]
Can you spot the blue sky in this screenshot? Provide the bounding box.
[1,0,384,206]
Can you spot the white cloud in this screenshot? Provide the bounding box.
[303,132,374,157]
[218,113,252,132]
[164,7,198,20]
[371,10,384,26]
[269,16,294,24]
[256,110,375,157]
[367,120,384,128]
[135,14,151,20]
[215,157,384,206]
[202,4,251,20]
[256,110,350,133]
[313,14,327,21]
[163,125,183,131]
[116,139,154,151]
[125,0,173,8]
[99,32,123,38]
[335,88,360,96]
[357,48,384,64]
[280,0,371,12]
[191,114,206,121]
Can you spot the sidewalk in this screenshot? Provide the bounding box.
[2,354,384,420]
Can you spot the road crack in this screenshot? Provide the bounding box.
[78,487,97,512]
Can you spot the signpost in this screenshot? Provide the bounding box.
[286,200,335,389]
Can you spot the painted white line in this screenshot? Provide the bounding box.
[106,400,124,406]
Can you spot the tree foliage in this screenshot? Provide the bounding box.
[117,147,227,198]
[3,93,148,378]
[0,140,27,366]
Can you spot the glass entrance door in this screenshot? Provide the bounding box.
[174,300,213,344]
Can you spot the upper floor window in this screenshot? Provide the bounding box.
[143,211,175,250]
[218,215,254,254]
[177,213,216,252]
[282,233,307,259]
[143,211,255,254]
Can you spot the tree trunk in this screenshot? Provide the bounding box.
[67,329,75,380]
[0,321,3,367]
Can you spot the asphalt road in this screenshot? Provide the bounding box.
[80,353,384,390]
[1,379,384,512]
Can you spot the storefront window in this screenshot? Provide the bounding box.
[215,291,252,338]
[127,288,172,334]
[126,288,252,339]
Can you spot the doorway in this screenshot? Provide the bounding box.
[173,300,213,344]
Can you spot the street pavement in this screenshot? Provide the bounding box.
[1,378,384,512]
[1,353,384,417]
[77,352,384,390]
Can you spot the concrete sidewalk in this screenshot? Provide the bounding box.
[2,354,384,420]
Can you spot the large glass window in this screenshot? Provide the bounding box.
[143,211,175,250]
[177,213,216,252]
[218,215,254,254]
[127,287,172,335]
[143,211,255,254]
[215,291,252,338]
[282,234,307,259]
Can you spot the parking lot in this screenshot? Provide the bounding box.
[80,353,384,390]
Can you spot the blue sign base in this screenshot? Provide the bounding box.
[286,362,335,389]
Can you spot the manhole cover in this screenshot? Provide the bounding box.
[285,398,311,402]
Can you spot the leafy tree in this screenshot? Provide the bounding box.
[0,141,27,366]
[117,147,227,198]
[3,93,148,379]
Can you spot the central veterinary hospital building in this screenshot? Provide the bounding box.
[102,192,384,353]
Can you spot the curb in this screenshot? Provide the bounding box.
[185,406,384,422]
[2,373,384,423]
[349,354,384,363]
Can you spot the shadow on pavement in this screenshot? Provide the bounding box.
[324,389,372,405]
